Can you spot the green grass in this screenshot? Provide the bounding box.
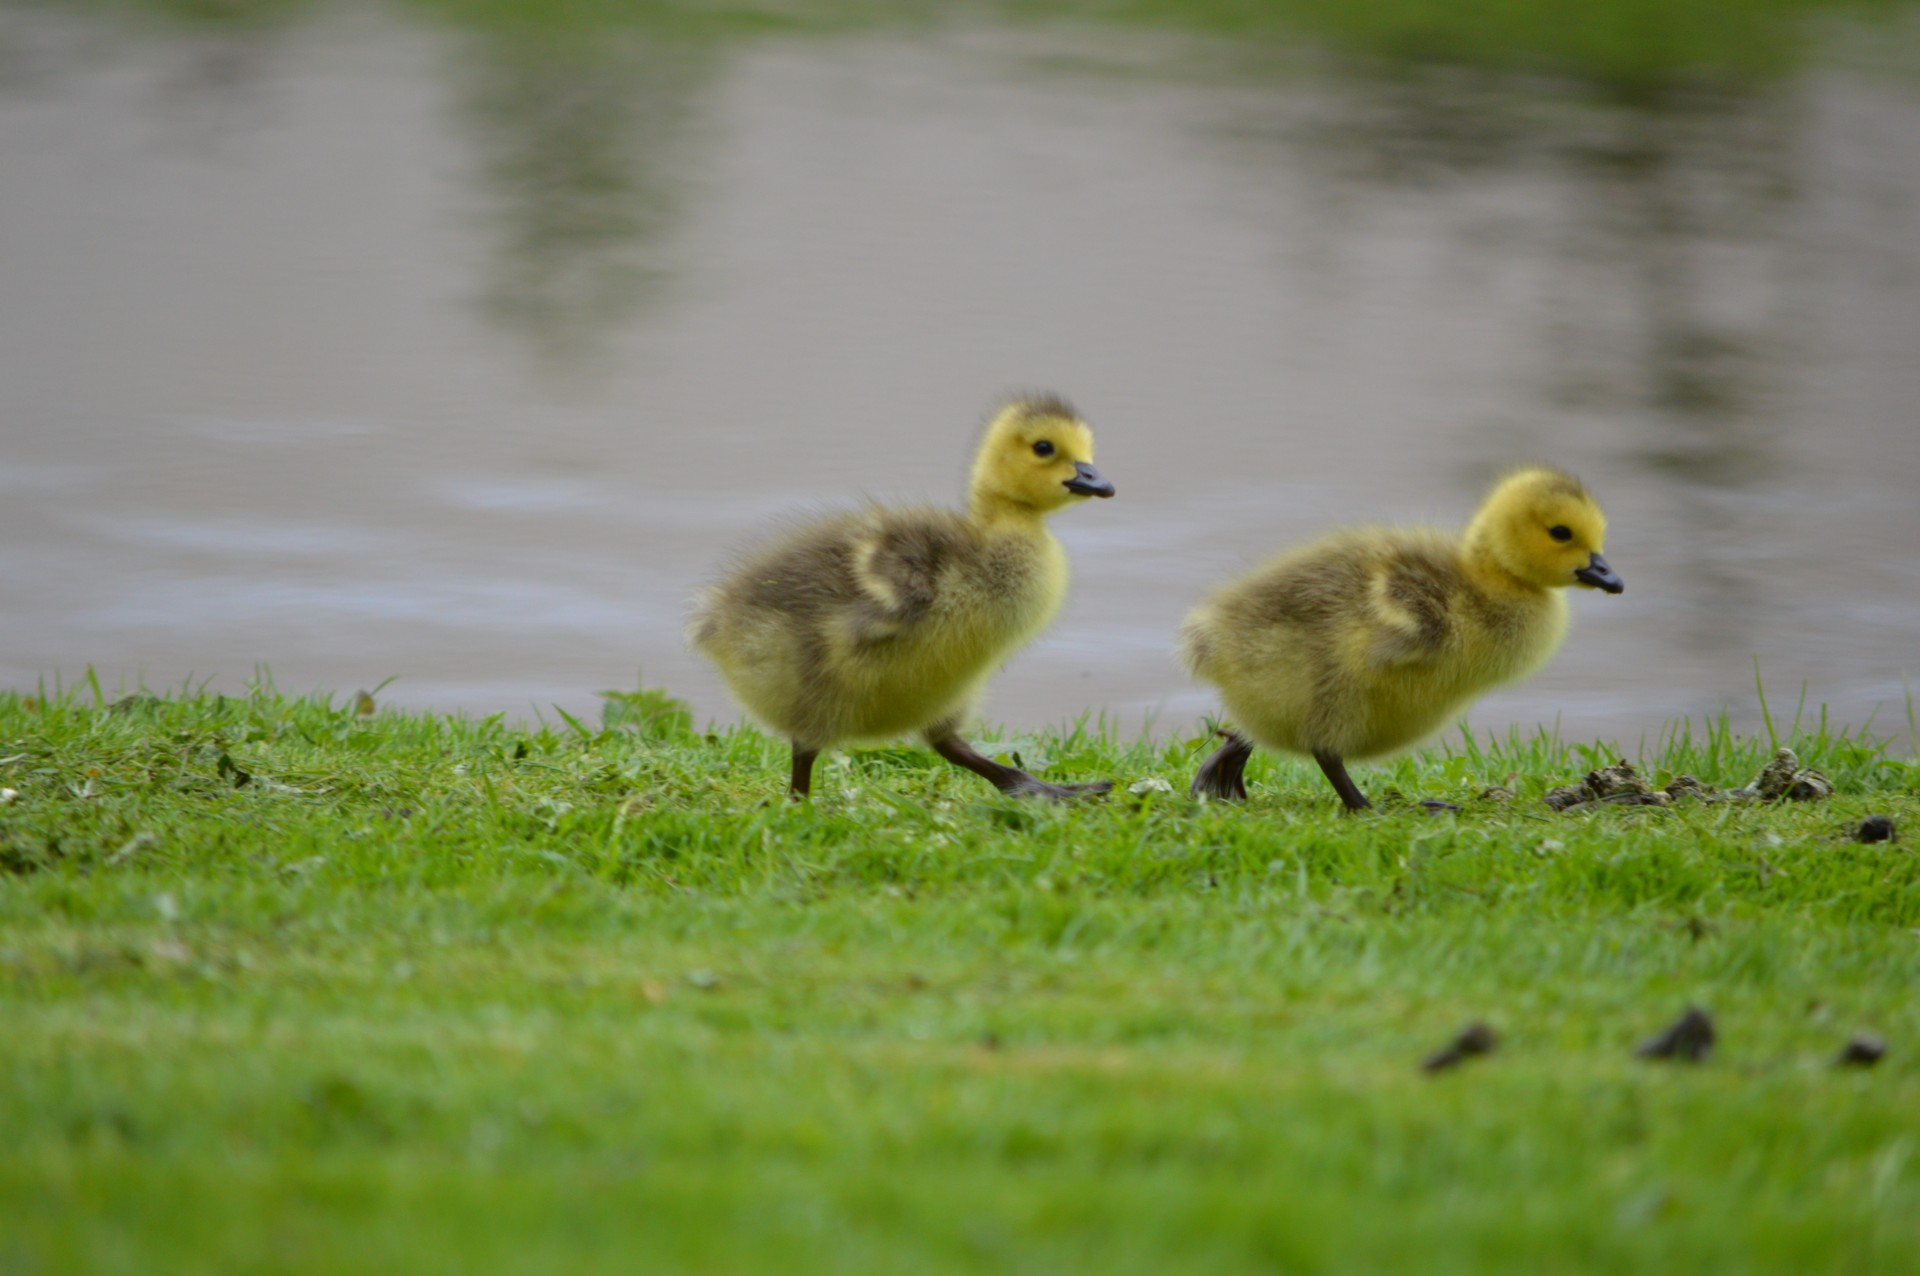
[3,682,1918,1274]
[50,0,1920,89]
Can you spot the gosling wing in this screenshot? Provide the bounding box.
[1363,549,1460,670]
[844,514,970,645]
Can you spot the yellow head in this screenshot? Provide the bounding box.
[1463,467,1623,594]
[967,395,1115,519]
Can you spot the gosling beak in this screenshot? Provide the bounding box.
[1574,552,1624,594]
[1062,461,1115,499]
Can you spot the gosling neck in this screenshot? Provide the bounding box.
[967,488,1056,536]
[1461,524,1546,601]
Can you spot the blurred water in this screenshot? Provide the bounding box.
[2,3,1917,750]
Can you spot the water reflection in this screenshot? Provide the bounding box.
[1189,50,1907,729]
[446,21,715,369]
[0,0,1916,751]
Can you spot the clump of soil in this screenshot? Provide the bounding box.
[1541,784,1586,810]
[1543,761,1672,811]
[1663,774,1712,800]
[1587,761,1660,801]
[1542,749,1834,812]
[1747,747,1833,802]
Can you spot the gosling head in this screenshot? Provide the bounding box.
[969,395,1115,517]
[1467,467,1623,595]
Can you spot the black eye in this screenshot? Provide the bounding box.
[1032,440,1055,458]
[1549,525,1573,542]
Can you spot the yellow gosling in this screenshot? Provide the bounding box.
[688,395,1116,800]
[1178,467,1622,811]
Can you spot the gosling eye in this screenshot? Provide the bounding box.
[1032,440,1055,458]
[1548,525,1573,542]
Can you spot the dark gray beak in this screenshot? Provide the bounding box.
[1062,461,1115,499]
[1574,552,1623,594]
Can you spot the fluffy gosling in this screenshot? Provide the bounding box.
[1179,467,1622,811]
[688,395,1116,800]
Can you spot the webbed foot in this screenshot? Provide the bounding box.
[999,774,1113,802]
[1191,730,1254,800]
[927,731,1109,802]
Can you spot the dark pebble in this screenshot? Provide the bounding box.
[1422,1020,1499,1074]
[1834,1033,1887,1067]
[1636,1006,1715,1062]
[1853,815,1896,844]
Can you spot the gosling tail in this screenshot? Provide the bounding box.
[1176,607,1219,680]
[684,586,724,652]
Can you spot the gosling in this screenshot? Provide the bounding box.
[1178,467,1622,811]
[688,395,1117,800]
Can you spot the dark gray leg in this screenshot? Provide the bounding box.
[1191,730,1254,800]
[789,745,818,800]
[1312,750,1458,814]
[926,730,1110,801]
[1313,750,1373,812]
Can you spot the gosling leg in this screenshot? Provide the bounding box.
[927,731,1111,801]
[1190,730,1253,800]
[1311,750,1458,814]
[788,745,818,800]
[1313,750,1372,812]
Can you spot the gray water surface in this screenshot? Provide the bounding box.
[3,6,1918,750]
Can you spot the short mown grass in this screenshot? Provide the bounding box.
[2,682,1917,1274]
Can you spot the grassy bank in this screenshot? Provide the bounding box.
[2,684,1917,1273]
